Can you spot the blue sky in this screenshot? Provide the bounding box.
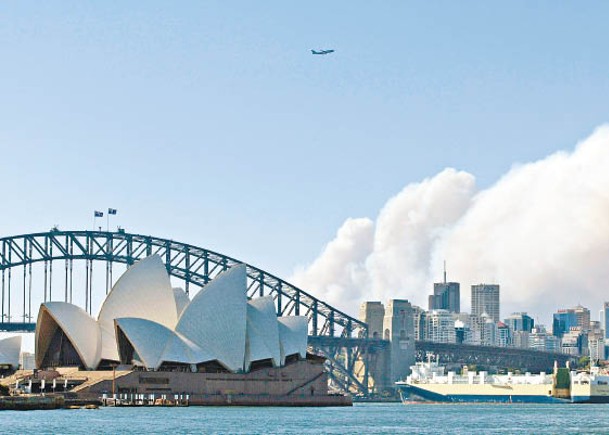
[1,1,608,305]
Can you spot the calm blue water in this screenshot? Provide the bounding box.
[2,403,609,434]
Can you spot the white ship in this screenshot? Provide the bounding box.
[396,358,609,404]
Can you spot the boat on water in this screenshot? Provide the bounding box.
[395,358,609,404]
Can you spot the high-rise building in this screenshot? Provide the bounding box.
[428,265,460,313]
[497,322,511,347]
[553,309,577,338]
[426,309,456,343]
[602,302,609,359]
[512,330,530,349]
[588,331,605,361]
[471,284,500,322]
[530,325,560,353]
[553,305,591,337]
[359,301,385,339]
[602,302,609,340]
[504,312,534,333]
[561,327,587,356]
[574,305,591,331]
[429,282,461,313]
[481,314,497,346]
[412,305,427,341]
[590,320,602,334]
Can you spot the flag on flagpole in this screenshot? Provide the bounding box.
[94,211,104,217]
[108,208,117,215]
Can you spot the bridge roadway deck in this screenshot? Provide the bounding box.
[0,322,36,332]
[416,341,572,372]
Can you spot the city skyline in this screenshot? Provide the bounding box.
[395,278,609,333]
[360,293,606,359]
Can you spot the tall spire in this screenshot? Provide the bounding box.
[443,260,447,284]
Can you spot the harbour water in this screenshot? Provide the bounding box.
[2,403,609,434]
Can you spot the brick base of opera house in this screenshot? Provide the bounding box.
[73,357,352,407]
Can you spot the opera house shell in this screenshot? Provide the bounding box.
[35,255,308,373]
[0,336,22,369]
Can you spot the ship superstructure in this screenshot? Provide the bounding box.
[571,367,609,403]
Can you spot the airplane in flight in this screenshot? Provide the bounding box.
[311,49,335,55]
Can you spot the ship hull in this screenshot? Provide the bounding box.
[397,383,569,404]
[571,395,609,403]
[571,383,609,403]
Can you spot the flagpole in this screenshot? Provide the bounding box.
[107,208,117,232]
[93,211,104,231]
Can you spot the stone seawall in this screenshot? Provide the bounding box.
[0,395,64,410]
[187,393,351,407]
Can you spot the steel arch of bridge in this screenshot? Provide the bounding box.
[0,230,370,394]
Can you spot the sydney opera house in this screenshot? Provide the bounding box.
[33,256,347,405]
[0,336,21,373]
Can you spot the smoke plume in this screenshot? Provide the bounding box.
[291,126,609,324]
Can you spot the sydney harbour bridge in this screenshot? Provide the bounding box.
[0,230,570,397]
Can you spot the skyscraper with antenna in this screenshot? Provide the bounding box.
[428,261,460,313]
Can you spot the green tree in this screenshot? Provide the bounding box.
[577,356,590,369]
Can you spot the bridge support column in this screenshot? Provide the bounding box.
[382,299,415,392]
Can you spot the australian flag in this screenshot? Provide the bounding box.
[108,208,117,215]
[94,211,103,217]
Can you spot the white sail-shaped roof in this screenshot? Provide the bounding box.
[34,256,310,373]
[116,318,216,369]
[245,296,281,369]
[176,264,247,372]
[36,302,102,369]
[0,335,22,368]
[161,331,215,366]
[277,316,308,364]
[98,255,178,362]
[172,287,190,316]
[114,318,175,369]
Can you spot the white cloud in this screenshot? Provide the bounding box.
[366,168,476,303]
[291,125,609,324]
[436,125,609,319]
[291,217,374,310]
